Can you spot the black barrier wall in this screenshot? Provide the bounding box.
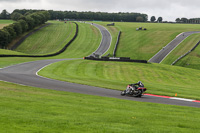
[0,22,78,57]
[84,57,148,63]
[113,31,121,57]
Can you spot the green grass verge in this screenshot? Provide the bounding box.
[161,34,200,65]
[94,22,200,60]
[39,59,200,100]
[0,81,200,133]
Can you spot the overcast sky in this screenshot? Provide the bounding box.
[0,0,200,21]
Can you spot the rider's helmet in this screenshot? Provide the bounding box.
[138,81,144,87]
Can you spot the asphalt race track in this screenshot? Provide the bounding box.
[0,24,199,108]
[149,31,200,63]
[88,23,111,56]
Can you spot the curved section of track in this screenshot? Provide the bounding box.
[88,23,111,56]
[149,31,200,63]
[0,59,199,108]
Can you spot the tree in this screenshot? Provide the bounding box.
[18,20,28,32]
[11,12,23,21]
[12,23,22,36]
[3,25,16,40]
[151,16,156,22]
[157,17,163,23]
[181,18,188,23]
[23,16,35,30]
[175,18,181,23]
[0,29,10,48]
[0,9,10,19]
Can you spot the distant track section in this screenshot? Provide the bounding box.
[88,23,111,56]
[149,31,200,63]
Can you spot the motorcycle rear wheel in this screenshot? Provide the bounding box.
[132,89,142,97]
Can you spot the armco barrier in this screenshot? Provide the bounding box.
[113,31,121,57]
[84,56,147,63]
[171,40,200,65]
[0,22,78,57]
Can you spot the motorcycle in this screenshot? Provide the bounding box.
[121,84,147,97]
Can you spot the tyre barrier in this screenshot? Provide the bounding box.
[0,22,78,58]
[84,56,147,63]
[171,40,200,65]
[113,31,121,57]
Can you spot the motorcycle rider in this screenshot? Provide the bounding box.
[126,81,144,94]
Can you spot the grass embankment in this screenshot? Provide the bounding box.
[0,81,200,133]
[39,59,200,100]
[0,20,14,29]
[175,46,200,70]
[54,22,101,58]
[95,22,200,60]
[15,21,75,55]
[161,34,200,66]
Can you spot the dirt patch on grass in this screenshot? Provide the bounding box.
[0,24,8,29]
[90,25,99,36]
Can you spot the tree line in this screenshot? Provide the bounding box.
[11,9,148,22]
[0,11,50,49]
[175,17,200,23]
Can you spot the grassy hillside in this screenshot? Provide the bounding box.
[15,21,75,55]
[39,59,200,100]
[0,20,14,29]
[53,22,101,58]
[161,34,200,65]
[0,21,101,68]
[95,22,200,60]
[0,81,200,133]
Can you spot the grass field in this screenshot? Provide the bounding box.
[39,59,200,100]
[95,22,200,60]
[0,20,14,29]
[0,81,200,133]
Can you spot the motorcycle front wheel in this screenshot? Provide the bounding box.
[121,90,126,96]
